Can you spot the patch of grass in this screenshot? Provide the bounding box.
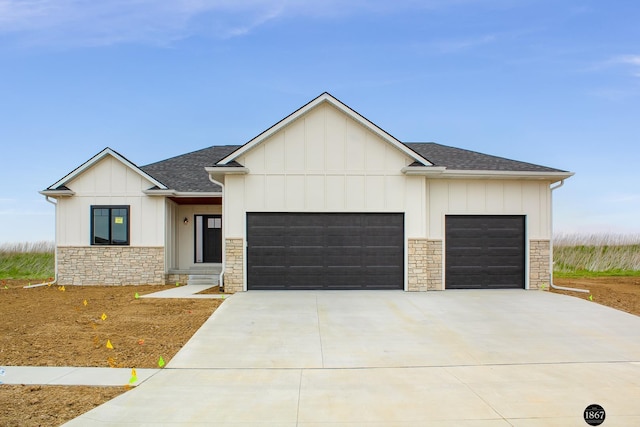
[0,241,55,280]
[553,233,640,276]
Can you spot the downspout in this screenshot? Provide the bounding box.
[25,196,58,289]
[208,175,225,290]
[549,180,589,294]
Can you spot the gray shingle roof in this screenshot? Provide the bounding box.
[406,143,567,173]
[138,142,566,193]
[141,145,239,192]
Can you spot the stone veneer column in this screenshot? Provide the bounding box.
[223,238,244,293]
[426,239,444,290]
[57,246,164,286]
[529,239,551,290]
[407,239,443,291]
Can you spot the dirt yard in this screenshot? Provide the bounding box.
[0,279,223,426]
[1,276,639,426]
[551,276,640,316]
[0,280,222,368]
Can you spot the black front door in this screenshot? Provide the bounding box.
[195,215,222,263]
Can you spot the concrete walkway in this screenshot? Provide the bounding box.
[0,366,159,386]
[58,290,640,426]
[140,283,228,299]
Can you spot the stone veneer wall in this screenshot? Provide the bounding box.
[407,239,443,291]
[165,273,189,286]
[223,238,244,293]
[57,246,164,286]
[529,239,551,290]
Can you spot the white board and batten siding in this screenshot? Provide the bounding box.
[56,156,165,246]
[223,103,426,238]
[426,180,552,240]
[223,102,553,241]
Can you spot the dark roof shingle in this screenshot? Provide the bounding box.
[405,143,567,173]
[141,145,239,192]
[139,142,566,193]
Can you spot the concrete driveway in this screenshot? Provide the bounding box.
[66,290,640,426]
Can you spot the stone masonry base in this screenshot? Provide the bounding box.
[165,274,189,286]
[408,239,443,291]
[529,239,551,290]
[408,239,549,291]
[223,238,244,293]
[57,246,164,286]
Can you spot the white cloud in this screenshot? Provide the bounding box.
[604,54,640,77]
[616,54,640,66]
[431,34,497,53]
[616,55,640,77]
[0,0,481,47]
[588,55,640,100]
[0,0,290,46]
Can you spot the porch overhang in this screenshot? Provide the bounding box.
[143,188,223,197]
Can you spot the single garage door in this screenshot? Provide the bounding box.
[247,213,404,290]
[445,215,525,289]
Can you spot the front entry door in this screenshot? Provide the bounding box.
[195,215,222,263]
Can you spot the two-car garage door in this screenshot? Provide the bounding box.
[245,213,525,290]
[247,213,404,290]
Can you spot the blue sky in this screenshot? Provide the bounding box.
[1,0,639,243]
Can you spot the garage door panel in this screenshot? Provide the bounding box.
[247,213,404,290]
[363,256,403,268]
[326,236,363,246]
[446,215,525,289]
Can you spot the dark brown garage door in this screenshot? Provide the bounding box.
[247,213,404,290]
[445,215,525,289]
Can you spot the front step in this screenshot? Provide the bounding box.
[187,274,218,286]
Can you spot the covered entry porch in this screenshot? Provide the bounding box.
[164,196,223,286]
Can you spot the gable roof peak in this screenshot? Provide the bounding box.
[44,146,167,191]
[216,92,433,166]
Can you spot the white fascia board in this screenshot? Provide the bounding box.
[204,166,249,175]
[427,170,575,181]
[173,191,223,197]
[142,189,223,197]
[38,189,75,197]
[401,166,447,175]
[216,93,433,166]
[48,148,168,190]
[143,189,175,196]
